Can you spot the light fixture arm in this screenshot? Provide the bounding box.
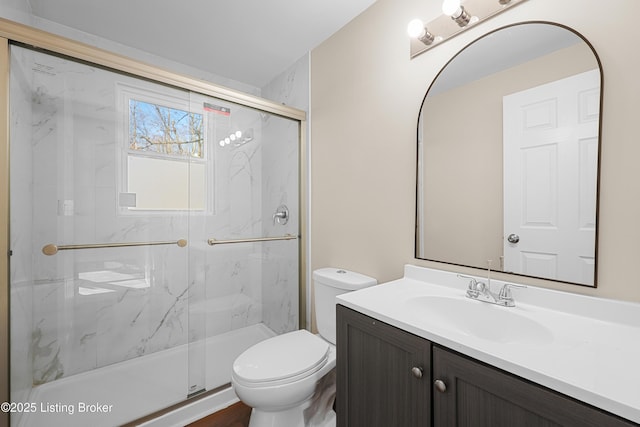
[419,31,435,45]
[408,0,528,57]
[449,5,472,27]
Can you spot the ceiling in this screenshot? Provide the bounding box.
[27,0,377,88]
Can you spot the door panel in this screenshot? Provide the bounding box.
[336,305,430,427]
[503,69,599,285]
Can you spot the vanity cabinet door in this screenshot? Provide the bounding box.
[336,305,431,427]
[432,345,637,427]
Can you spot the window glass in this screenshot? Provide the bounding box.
[118,86,208,212]
[129,99,204,158]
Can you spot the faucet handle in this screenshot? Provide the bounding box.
[498,283,526,300]
[457,274,478,290]
[272,204,289,225]
[458,274,482,299]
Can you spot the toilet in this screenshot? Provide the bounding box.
[231,268,377,427]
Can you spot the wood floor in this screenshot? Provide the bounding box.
[186,401,252,427]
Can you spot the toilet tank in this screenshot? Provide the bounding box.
[313,268,377,344]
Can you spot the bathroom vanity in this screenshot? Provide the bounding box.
[335,266,640,427]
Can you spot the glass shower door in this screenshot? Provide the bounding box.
[8,40,302,427]
[188,91,301,393]
[9,45,200,426]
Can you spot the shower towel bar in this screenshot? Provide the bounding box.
[42,239,188,256]
[207,234,297,246]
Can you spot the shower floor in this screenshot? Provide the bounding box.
[15,323,275,427]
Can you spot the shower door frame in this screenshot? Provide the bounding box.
[0,17,308,426]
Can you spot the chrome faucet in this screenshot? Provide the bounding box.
[457,273,526,307]
[496,283,526,307]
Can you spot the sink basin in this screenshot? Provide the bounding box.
[406,296,554,344]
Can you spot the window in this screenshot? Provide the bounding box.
[129,99,203,158]
[117,84,209,212]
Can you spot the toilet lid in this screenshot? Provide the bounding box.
[233,330,329,384]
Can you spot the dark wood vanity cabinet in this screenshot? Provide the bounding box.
[337,305,638,427]
[432,345,637,427]
[336,305,431,427]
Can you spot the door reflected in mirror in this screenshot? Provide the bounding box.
[416,22,602,287]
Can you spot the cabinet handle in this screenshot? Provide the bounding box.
[411,367,423,379]
[434,379,447,393]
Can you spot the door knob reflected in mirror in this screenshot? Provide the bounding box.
[507,233,520,244]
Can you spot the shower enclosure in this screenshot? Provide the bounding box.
[7,39,303,427]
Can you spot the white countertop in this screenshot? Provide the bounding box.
[336,265,640,424]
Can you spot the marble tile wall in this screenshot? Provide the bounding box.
[9,45,302,397]
[261,54,309,332]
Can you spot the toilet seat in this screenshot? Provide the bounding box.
[232,330,329,387]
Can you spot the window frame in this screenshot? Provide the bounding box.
[116,82,214,215]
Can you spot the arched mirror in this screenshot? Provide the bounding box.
[415,22,602,287]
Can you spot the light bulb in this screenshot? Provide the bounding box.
[219,140,225,147]
[442,0,462,16]
[235,130,242,138]
[224,137,231,145]
[407,19,426,39]
[442,0,471,27]
[230,134,236,141]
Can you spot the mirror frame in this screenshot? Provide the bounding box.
[414,21,604,287]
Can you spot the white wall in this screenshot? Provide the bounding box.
[310,0,640,302]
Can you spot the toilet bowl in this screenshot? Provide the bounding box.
[232,330,336,427]
[231,268,376,427]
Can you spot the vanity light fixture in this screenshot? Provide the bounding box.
[408,0,528,58]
